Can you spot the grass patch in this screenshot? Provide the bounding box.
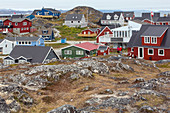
[135,94,165,107]
[45,43,70,49]
[156,62,170,68]
[54,25,96,41]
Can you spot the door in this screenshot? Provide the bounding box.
[138,47,144,59]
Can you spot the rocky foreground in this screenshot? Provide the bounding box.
[0,56,169,113]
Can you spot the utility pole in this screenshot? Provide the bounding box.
[87,9,88,27]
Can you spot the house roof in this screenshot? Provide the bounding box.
[0,39,3,43]
[8,46,52,63]
[11,14,25,19]
[101,12,122,20]
[123,12,134,18]
[74,42,99,51]
[43,8,61,14]
[157,17,170,22]
[127,25,170,48]
[100,25,121,31]
[98,46,108,50]
[141,26,168,37]
[65,14,84,21]
[32,10,41,15]
[5,37,40,41]
[38,27,54,36]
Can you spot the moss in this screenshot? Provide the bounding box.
[156,62,170,68]
[45,43,70,49]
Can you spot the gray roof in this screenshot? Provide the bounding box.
[123,12,134,18]
[11,14,25,19]
[157,17,170,22]
[65,14,84,21]
[127,25,170,48]
[88,28,100,32]
[8,46,52,63]
[0,39,3,43]
[98,46,108,50]
[100,25,121,31]
[141,26,168,37]
[101,12,122,20]
[5,37,40,41]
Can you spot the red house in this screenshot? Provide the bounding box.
[97,45,109,55]
[127,25,170,61]
[1,18,32,34]
[78,28,101,37]
[96,26,115,43]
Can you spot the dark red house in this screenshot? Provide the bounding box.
[127,25,170,61]
[0,18,32,34]
[78,28,101,37]
[97,45,109,55]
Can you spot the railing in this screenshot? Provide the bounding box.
[0,25,13,28]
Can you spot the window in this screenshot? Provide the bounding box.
[78,21,80,23]
[9,22,11,26]
[28,42,31,44]
[64,50,72,55]
[76,50,84,55]
[131,48,134,52]
[158,49,164,56]
[5,44,7,48]
[100,50,104,52]
[24,28,26,30]
[151,37,157,44]
[23,22,27,26]
[71,21,73,23]
[148,48,154,55]
[106,14,111,20]
[22,42,24,44]
[156,23,160,25]
[125,31,127,37]
[104,32,109,35]
[43,30,48,34]
[15,22,18,26]
[114,14,119,20]
[27,27,29,30]
[144,37,150,43]
[25,42,28,44]
[19,42,21,44]
[21,28,23,31]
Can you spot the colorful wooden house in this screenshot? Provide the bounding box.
[97,46,109,56]
[63,14,87,28]
[134,13,170,25]
[38,28,55,41]
[96,21,142,49]
[61,42,99,58]
[1,18,32,34]
[127,25,170,61]
[33,8,61,19]
[77,28,101,37]
[3,46,60,65]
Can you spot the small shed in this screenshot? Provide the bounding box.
[97,46,109,56]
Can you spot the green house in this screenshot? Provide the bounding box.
[61,42,99,58]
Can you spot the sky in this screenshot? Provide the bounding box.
[1,0,170,11]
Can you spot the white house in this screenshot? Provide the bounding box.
[101,12,125,26]
[63,14,87,28]
[0,39,15,55]
[96,20,142,48]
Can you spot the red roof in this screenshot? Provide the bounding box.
[75,42,99,51]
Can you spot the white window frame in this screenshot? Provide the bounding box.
[158,49,164,56]
[100,50,104,52]
[15,22,18,26]
[131,47,134,52]
[144,36,150,43]
[151,37,157,44]
[23,22,27,26]
[64,50,72,55]
[9,22,12,26]
[148,48,154,55]
[76,50,84,55]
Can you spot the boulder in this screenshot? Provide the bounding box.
[0,96,10,113]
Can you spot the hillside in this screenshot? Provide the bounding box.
[62,6,103,23]
[0,56,169,112]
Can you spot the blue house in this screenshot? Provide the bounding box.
[36,8,61,18]
[5,37,45,46]
[38,28,55,41]
[26,15,35,20]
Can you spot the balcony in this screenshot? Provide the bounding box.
[111,38,123,42]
